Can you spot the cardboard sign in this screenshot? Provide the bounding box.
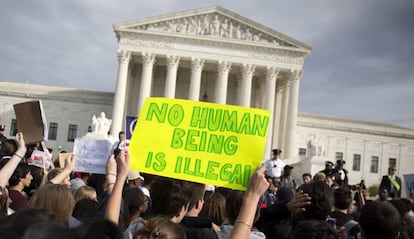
[13,100,48,143]
[129,98,270,190]
[58,152,69,168]
[73,138,111,174]
[404,174,414,199]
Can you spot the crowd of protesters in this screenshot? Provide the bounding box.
[0,131,413,239]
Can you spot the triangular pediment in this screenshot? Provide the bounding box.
[114,6,311,51]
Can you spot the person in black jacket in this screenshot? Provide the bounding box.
[379,166,402,198]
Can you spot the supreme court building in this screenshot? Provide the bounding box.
[1,6,413,194]
[110,6,311,159]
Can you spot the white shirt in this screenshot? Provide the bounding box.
[263,158,286,178]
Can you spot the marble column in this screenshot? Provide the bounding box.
[279,80,290,157]
[215,61,231,104]
[111,50,131,137]
[272,85,283,152]
[239,64,255,107]
[284,71,302,158]
[263,67,279,159]
[137,52,156,113]
[189,58,205,101]
[164,55,180,98]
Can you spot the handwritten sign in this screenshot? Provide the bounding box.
[129,98,270,190]
[29,150,51,169]
[73,138,111,174]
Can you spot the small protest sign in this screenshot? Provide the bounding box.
[129,98,270,191]
[73,138,111,174]
[13,100,48,143]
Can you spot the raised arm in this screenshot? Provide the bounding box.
[104,149,130,224]
[229,166,269,239]
[0,132,27,189]
[49,153,76,184]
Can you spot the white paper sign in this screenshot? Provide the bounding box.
[29,150,51,169]
[73,138,111,174]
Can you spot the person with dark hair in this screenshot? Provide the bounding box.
[150,177,193,223]
[122,187,149,237]
[300,180,334,221]
[378,187,390,201]
[280,165,297,191]
[180,182,218,239]
[72,198,99,224]
[288,219,337,239]
[8,162,33,210]
[0,124,7,148]
[389,199,414,239]
[139,173,157,219]
[379,166,402,198]
[218,190,265,239]
[329,188,361,239]
[111,131,125,153]
[359,201,401,239]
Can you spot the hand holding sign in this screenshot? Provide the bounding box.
[129,98,270,190]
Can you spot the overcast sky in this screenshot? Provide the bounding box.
[1,0,413,128]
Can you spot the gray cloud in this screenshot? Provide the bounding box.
[1,0,413,128]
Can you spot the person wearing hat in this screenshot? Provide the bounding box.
[263,149,286,179]
[334,160,348,187]
[280,165,297,190]
[0,124,7,147]
[319,161,339,181]
[127,170,144,188]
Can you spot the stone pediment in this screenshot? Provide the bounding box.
[114,6,311,50]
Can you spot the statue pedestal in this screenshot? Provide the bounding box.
[284,155,331,184]
[83,133,116,145]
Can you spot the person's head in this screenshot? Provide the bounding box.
[276,187,294,203]
[378,187,389,201]
[140,173,158,188]
[150,177,192,223]
[133,216,186,239]
[325,161,334,170]
[313,172,326,182]
[301,180,334,220]
[360,201,401,239]
[336,160,345,169]
[72,199,99,223]
[9,162,33,188]
[122,187,148,228]
[74,185,97,202]
[22,221,80,239]
[302,173,312,184]
[389,199,410,221]
[388,166,397,176]
[325,176,335,188]
[118,131,125,141]
[0,139,18,157]
[272,149,282,160]
[28,184,75,224]
[127,170,144,188]
[199,192,226,225]
[186,182,205,217]
[47,168,71,188]
[333,187,352,211]
[283,165,294,175]
[0,124,5,134]
[225,190,262,225]
[288,219,337,239]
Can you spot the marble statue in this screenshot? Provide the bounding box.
[92,112,112,135]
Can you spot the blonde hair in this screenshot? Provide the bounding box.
[27,184,75,224]
[74,185,97,202]
[313,172,326,182]
[134,216,186,239]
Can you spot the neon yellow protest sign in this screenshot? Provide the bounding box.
[129,98,270,190]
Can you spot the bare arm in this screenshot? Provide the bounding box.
[49,153,76,184]
[0,132,27,188]
[105,149,129,224]
[229,166,269,239]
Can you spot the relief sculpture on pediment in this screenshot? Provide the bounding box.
[136,14,291,46]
